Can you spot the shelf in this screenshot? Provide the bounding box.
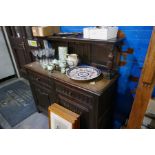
[34,34,124,44]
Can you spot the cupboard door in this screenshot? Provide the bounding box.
[6,26,34,77]
[13,47,27,68]
[56,93,92,129]
[31,83,53,114]
[12,46,28,76]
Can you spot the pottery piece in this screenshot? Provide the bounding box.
[61,67,66,74]
[52,59,59,65]
[47,64,54,71]
[66,54,79,68]
[59,60,67,68]
[58,46,68,61]
[66,66,101,81]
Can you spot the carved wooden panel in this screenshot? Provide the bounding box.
[47,36,122,72]
[55,82,94,108]
[30,83,54,114]
[57,94,90,128]
[68,42,91,64]
[27,70,53,90]
[12,47,27,71]
[91,43,114,66]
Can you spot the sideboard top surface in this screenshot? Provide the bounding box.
[25,62,117,96]
[36,34,124,44]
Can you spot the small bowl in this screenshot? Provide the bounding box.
[53,59,59,65]
[59,61,67,68]
[41,63,47,70]
[47,65,54,71]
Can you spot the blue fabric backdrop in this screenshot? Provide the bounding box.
[60,26,154,128]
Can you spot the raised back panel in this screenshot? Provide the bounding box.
[91,43,114,66]
[48,36,122,71]
[68,42,91,64]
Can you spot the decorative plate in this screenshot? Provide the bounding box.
[66,66,101,81]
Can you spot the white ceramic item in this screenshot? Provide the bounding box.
[52,59,59,65]
[58,46,68,61]
[66,66,101,81]
[59,61,67,68]
[61,67,66,74]
[66,54,79,67]
[47,64,54,71]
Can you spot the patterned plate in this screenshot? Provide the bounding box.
[66,66,101,81]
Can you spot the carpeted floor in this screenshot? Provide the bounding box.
[0,79,37,127]
[13,112,49,129]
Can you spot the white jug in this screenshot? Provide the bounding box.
[66,54,79,67]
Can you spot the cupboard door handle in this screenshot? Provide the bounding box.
[19,43,25,46]
[68,92,72,96]
[42,92,47,96]
[18,43,25,49]
[36,77,40,81]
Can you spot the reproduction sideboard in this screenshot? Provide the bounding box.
[6,27,124,128]
[25,62,118,129]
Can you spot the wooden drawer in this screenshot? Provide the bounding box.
[55,81,94,108]
[27,70,52,89]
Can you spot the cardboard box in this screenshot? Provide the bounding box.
[32,26,60,37]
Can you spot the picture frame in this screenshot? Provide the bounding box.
[48,103,80,129]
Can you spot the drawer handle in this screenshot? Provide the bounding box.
[36,77,40,81]
[68,92,72,96]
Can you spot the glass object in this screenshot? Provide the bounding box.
[31,50,39,61]
[38,49,43,63]
[66,54,79,68]
[48,48,55,61]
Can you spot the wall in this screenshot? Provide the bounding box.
[60,26,93,32]
[60,26,153,128]
[0,27,15,79]
[114,26,153,128]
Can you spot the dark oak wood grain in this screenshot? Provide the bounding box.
[45,35,123,73]
[25,62,118,128]
[6,26,124,128]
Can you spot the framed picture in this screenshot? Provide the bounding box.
[48,103,80,129]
